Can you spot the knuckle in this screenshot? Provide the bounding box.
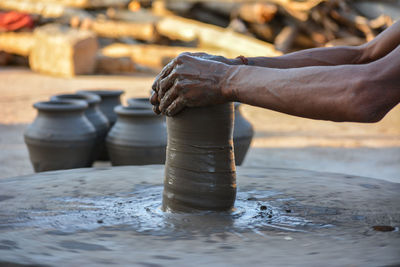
[177,53,191,63]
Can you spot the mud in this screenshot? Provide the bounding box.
[163,103,236,212]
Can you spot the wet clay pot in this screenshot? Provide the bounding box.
[24,100,97,172]
[233,102,254,165]
[50,93,109,161]
[106,105,167,165]
[163,103,236,212]
[77,89,124,160]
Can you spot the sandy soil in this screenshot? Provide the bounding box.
[0,67,399,182]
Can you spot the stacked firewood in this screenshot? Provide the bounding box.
[0,0,397,76]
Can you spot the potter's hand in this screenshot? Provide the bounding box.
[151,53,232,116]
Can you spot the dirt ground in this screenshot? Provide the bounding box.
[0,67,399,182]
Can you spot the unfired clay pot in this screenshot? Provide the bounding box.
[77,90,124,125]
[77,89,124,160]
[163,103,236,212]
[127,97,153,109]
[106,105,167,166]
[24,100,97,172]
[233,102,254,165]
[50,93,109,161]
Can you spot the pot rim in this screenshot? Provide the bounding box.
[34,100,88,111]
[77,89,124,97]
[115,105,158,117]
[50,93,101,105]
[127,97,152,108]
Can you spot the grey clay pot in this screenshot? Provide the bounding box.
[77,89,124,160]
[127,97,153,109]
[24,100,97,172]
[77,89,124,125]
[106,105,167,166]
[50,93,109,161]
[233,102,254,165]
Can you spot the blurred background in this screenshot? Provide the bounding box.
[0,0,399,181]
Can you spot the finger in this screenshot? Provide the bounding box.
[150,91,159,105]
[159,82,179,114]
[158,69,178,100]
[151,58,178,92]
[153,104,161,114]
[165,97,186,117]
[189,52,207,58]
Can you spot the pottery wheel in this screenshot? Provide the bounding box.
[0,166,399,266]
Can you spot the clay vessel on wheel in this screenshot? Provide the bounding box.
[163,103,236,212]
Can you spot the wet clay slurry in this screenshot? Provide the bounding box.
[163,103,236,212]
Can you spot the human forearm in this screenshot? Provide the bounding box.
[236,46,363,68]
[223,64,373,122]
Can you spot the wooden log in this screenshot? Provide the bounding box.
[156,15,281,57]
[90,19,157,41]
[0,51,12,65]
[236,3,278,24]
[95,54,135,74]
[330,9,375,42]
[29,24,98,77]
[0,32,35,56]
[0,0,91,19]
[325,36,366,47]
[101,43,230,68]
[0,0,129,9]
[248,23,274,42]
[274,25,298,53]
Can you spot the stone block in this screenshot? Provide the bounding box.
[29,24,98,77]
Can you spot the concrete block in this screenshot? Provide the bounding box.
[29,24,98,77]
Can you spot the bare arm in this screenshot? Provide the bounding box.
[230,20,400,68]
[224,44,400,122]
[152,45,400,122]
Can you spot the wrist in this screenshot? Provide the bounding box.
[229,58,243,65]
[220,65,240,102]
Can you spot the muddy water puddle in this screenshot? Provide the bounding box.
[8,184,333,236]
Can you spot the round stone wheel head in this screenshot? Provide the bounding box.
[106,105,167,166]
[24,100,97,172]
[163,102,236,212]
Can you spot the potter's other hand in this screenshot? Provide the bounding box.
[152,54,231,116]
[188,52,238,65]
